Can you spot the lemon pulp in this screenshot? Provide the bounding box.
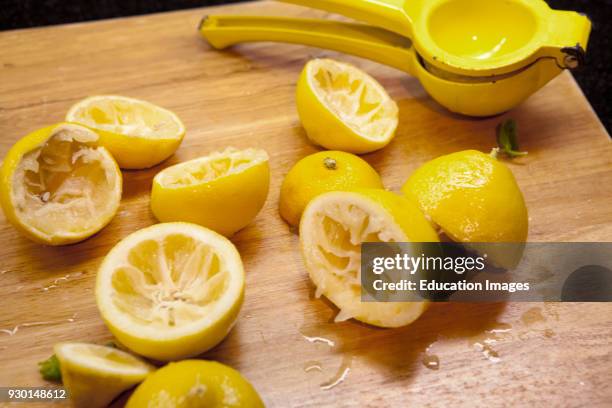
[156,147,266,186]
[0,123,121,245]
[310,59,397,139]
[96,222,244,361]
[66,95,185,169]
[300,190,438,327]
[297,58,398,154]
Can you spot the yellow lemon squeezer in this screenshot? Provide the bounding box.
[199,0,591,116]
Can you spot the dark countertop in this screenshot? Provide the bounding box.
[1,0,610,133]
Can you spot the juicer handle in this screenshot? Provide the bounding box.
[199,16,416,74]
[279,0,412,37]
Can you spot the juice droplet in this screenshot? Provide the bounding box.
[473,342,501,363]
[422,354,440,370]
[304,360,323,373]
[41,272,83,291]
[468,321,512,363]
[320,355,353,390]
[0,313,77,336]
[521,307,545,326]
[302,335,335,348]
[488,322,512,334]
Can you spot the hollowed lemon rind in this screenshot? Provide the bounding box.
[66,95,186,169]
[297,59,399,154]
[0,123,122,245]
[300,190,428,328]
[96,222,245,361]
[150,147,270,237]
[154,147,268,188]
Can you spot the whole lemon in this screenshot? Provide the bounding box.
[401,150,528,243]
[279,150,383,227]
[126,360,264,408]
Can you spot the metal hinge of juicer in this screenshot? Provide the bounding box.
[561,44,586,70]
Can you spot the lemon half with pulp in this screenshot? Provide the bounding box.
[96,222,245,361]
[66,95,185,169]
[0,123,122,245]
[54,342,154,408]
[126,360,264,408]
[151,147,270,237]
[300,189,438,328]
[296,59,398,154]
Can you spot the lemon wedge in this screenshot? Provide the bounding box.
[127,360,264,408]
[54,342,154,408]
[96,222,245,361]
[151,147,269,237]
[300,189,438,328]
[296,59,398,154]
[0,123,122,245]
[66,95,185,169]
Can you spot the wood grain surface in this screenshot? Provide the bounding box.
[1,2,611,407]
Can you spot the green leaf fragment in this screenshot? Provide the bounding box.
[38,354,62,382]
[496,119,528,158]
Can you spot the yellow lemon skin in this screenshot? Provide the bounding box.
[0,123,122,245]
[54,342,154,408]
[92,129,182,170]
[401,150,528,243]
[296,59,398,154]
[151,159,270,237]
[1,125,55,244]
[126,360,264,408]
[355,189,441,243]
[100,291,243,362]
[66,95,186,169]
[279,150,383,227]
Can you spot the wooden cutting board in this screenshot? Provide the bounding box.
[1,2,611,407]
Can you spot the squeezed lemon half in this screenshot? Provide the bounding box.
[0,123,122,245]
[54,342,154,408]
[151,147,270,237]
[296,59,399,154]
[96,222,245,361]
[126,360,264,408]
[66,95,185,169]
[300,189,438,328]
